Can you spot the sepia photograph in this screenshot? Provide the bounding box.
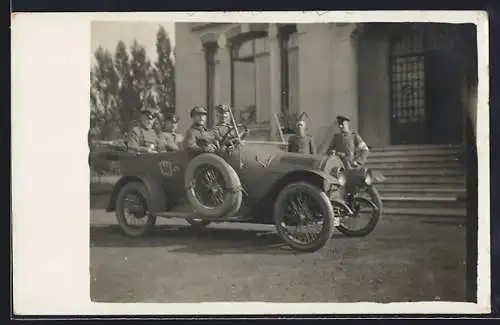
[11,10,490,316]
[88,19,480,304]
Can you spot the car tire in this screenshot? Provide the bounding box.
[336,186,382,237]
[186,217,211,228]
[185,153,243,219]
[115,181,157,237]
[273,181,335,253]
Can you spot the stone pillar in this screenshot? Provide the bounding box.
[268,23,282,141]
[215,36,232,106]
[330,23,361,130]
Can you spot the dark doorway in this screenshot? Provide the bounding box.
[425,50,463,145]
[389,24,465,145]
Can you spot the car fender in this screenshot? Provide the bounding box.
[107,175,167,214]
[266,168,339,197]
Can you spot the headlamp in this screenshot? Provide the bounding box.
[330,167,346,186]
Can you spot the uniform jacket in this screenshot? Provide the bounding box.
[328,131,369,165]
[183,123,216,154]
[288,134,316,155]
[127,126,158,152]
[212,122,236,141]
[156,131,184,152]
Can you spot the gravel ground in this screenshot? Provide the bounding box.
[90,208,467,303]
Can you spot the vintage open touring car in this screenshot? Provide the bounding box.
[90,111,384,253]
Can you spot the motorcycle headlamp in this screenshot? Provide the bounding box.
[364,169,373,186]
[330,167,346,186]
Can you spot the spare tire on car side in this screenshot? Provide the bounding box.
[184,153,243,219]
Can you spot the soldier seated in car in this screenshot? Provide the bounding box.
[327,115,370,169]
[211,104,249,148]
[183,106,218,155]
[126,108,159,153]
[287,112,316,155]
[156,113,184,152]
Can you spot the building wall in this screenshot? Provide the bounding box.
[175,22,475,149]
[358,31,391,148]
[175,23,231,134]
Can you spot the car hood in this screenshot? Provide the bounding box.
[239,142,342,173]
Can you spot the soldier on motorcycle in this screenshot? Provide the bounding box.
[327,115,370,169]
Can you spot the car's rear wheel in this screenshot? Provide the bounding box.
[336,186,382,237]
[186,217,211,228]
[115,182,157,237]
[273,182,335,253]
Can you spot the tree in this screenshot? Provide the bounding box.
[153,26,176,118]
[129,39,156,123]
[90,46,120,140]
[113,41,134,133]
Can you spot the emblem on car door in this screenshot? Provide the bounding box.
[255,155,274,168]
[158,160,179,177]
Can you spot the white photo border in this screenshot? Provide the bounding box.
[11,11,490,315]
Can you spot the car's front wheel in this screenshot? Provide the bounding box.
[273,182,335,253]
[115,181,157,237]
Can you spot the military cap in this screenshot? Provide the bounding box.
[140,108,157,118]
[190,105,208,117]
[215,104,230,112]
[336,115,350,123]
[165,113,180,123]
[297,112,310,122]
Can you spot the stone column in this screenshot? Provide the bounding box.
[330,23,361,130]
[268,23,282,141]
[215,36,232,106]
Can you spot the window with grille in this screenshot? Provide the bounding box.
[390,32,426,125]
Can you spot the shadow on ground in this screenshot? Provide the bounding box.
[90,224,347,256]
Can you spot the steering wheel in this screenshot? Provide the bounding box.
[219,123,249,147]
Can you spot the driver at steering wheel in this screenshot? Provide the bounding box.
[212,104,237,141]
[211,104,249,150]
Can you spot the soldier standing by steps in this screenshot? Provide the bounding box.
[327,115,370,168]
[287,112,316,155]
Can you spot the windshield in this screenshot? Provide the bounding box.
[227,105,287,145]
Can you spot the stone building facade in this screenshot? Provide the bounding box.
[175,22,477,152]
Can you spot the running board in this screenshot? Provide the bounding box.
[155,211,253,222]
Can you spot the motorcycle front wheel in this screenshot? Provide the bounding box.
[336,186,382,237]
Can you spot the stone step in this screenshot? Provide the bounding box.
[378,187,466,198]
[377,183,466,191]
[367,161,462,170]
[369,150,463,159]
[381,197,466,210]
[367,155,462,164]
[379,169,464,177]
[370,144,463,152]
[383,207,466,217]
[381,175,465,185]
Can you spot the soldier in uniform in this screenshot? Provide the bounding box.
[327,115,370,168]
[287,112,316,155]
[183,106,218,155]
[212,104,234,141]
[156,113,184,152]
[126,108,159,153]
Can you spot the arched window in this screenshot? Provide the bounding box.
[231,36,269,124]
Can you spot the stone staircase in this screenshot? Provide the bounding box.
[366,144,467,218]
